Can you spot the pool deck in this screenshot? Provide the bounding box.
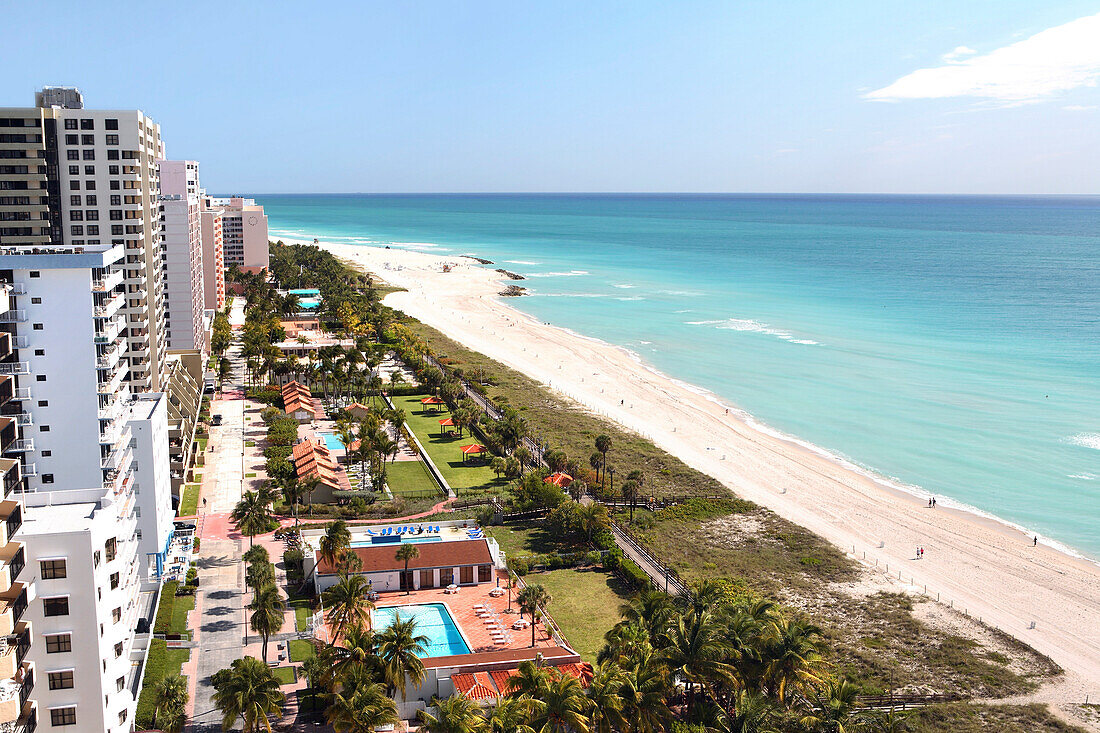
[370,569,557,656]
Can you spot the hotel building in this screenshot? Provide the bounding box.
[200,195,268,271]
[198,205,225,310]
[158,161,207,354]
[0,87,169,392]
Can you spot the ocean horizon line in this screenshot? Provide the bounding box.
[224,191,1100,201]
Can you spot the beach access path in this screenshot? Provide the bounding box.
[299,236,1100,703]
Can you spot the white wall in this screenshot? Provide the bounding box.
[127,394,174,578]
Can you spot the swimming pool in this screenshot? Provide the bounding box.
[288,288,320,297]
[298,298,321,309]
[317,432,344,451]
[351,535,442,547]
[373,603,470,657]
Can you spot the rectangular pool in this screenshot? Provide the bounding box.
[351,535,442,547]
[317,432,344,451]
[288,288,321,296]
[373,603,471,658]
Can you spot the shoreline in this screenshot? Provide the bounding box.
[275,232,1100,692]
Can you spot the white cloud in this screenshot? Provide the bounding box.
[942,46,977,62]
[1063,104,1097,110]
[866,12,1100,103]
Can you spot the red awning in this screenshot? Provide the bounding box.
[439,417,455,426]
[461,444,487,455]
[544,472,574,487]
[420,396,445,404]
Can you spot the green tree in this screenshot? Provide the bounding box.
[325,682,400,733]
[231,490,273,547]
[248,584,285,663]
[660,611,734,718]
[376,612,428,698]
[322,574,374,640]
[211,656,285,732]
[525,672,593,733]
[762,618,827,706]
[516,583,552,647]
[594,434,612,486]
[799,679,864,733]
[395,543,420,595]
[151,673,188,733]
[418,694,489,733]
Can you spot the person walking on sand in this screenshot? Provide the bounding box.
[928,497,933,508]
[932,497,937,508]
[1034,536,1038,546]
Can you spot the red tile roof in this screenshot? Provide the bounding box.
[316,539,493,575]
[452,672,500,701]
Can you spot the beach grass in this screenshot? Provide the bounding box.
[393,394,511,492]
[907,702,1088,733]
[385,459,443,496]
[135,639,190,729]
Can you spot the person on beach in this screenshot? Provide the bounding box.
[932,497,937,507]
[928,497,933,507]
[1034,536,1038,546]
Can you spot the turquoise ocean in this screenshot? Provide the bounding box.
[250,194,1100,558]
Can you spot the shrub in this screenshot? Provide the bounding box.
[507,555,529,576]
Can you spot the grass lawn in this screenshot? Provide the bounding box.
[135,639,191,728]
[272,666,298,685]
[487,521,588,558]
[198,436,208,452]
[393,395,510,492]
[153,582,196,636]
[526,566,632,662]
[386,459,443,497]
[245,472,257,478]
[289,639,316,661]
[289,598,312,632]
[179,483,200,516]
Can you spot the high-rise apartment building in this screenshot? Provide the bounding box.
[201,195,268,270]
[0,88,169,392]
[198,205,225,310]
[158,161,206,353]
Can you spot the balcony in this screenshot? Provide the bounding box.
[91,269,124,293]
[93,314,125,344]
[0,624,31,681]
[0,586,28,636]
[0,377,12,408]
[0,662,33,724]
[9,337,26,350]
[0,459,20,497]
[3,440,31,454]
[13,702,35,733]
[10,389,28,401]
[0,421,15,455]
[0,503,20,548]
[0,333,11,361]
[0,284,26,296]
[0,545,22,597]
[93,291,124,319]
[96,344,123,370]
[0,312,24,324]
[16,464,33,479]
[0,364,28,376]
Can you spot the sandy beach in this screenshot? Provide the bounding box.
[285,236,1100,699]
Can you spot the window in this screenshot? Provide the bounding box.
[109,572,119,590]
[113,641,123,658]
[64,134,77,145]
[82,150,94,160]
[69,209,82,221]
[86,194,97,205]
[440,567,454,586]
[48,670,74,689]
[109,209,122,220]
[69,225,82,236]
[40,559,66,578]
[87,225,99,235]
[105,118,118,130]
[110,195,120,205]
[80,118,93,130]
[66,150,79,161]
[112,607,121,623]
[81,134,94,145]
[109,180,119,190]
[85,179,95,189]
[45,633,72,653]
[107,149,119,160]
[109,164,119,174]
[40,425,49,432]
[37,399,47,405]
[32,323,43,331]
[119,710,128,725]
[105,134,119,145]
[43,596,69,616]
[105,537,117,561]
[478,565,492,582]
[116,676,125,692]
[67,165,79,175]
[86,210,98,220]
[31,297,41,304]
[68,180,79,190]
[41,450,51,457]
[84,165,94,175]
[42,474,54,484]
[29,271,39,278]
[50,707,77,726]
[460,565,474,584]
[93,550,101,567]
[69,195,80,206]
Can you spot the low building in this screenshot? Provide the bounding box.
[282,381,322,422]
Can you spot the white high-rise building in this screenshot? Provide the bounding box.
[1,88,169,392]
[158,161,207,354]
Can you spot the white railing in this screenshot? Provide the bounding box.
[7,439,33,452]
[0,311,25,323]
[0,362,29,375]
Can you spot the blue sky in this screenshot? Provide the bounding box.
[5,1,1100,193]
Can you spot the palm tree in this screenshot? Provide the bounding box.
[594,434,612,486]
[516,584,551,647]
[619,590,675,646]
[660,610,734,718]
[325,682,399,733]
[151,673,188,733]
[376,612,429,698]
[231,490,273,547]
[318,520,352,574]
[322,574,374,640]
[418,694,489,733]
[330,625,384,683]
[484,696,536,733]
[504,660,553,698]
[577,502,610,542]
[617,647,670,733]
[762,618,827,706]
[279,476,305,534]
[300,474,321,516]
[799,679,865,733]
[301,653,331,712]
[395,543,420,595]
[249,584,285,663]
[211,656,285,732]
[587,662,627,733]
[525,672,593,733]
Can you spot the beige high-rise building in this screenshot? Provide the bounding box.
[201,195,268,270]
[0,87,169,391]
[158,160,207,353]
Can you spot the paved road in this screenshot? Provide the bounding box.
[191,300,250,731]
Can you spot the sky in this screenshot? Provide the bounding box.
[5,1,1100,194]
